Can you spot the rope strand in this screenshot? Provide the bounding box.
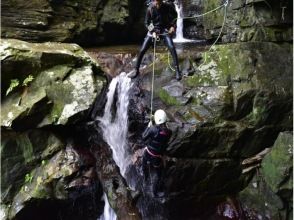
[198,1,228,69]
[148,0,229,112]
[166,0,229,71]
[150,38,156,119]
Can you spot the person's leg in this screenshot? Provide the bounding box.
[163,35,182,80]
[142,151,150,181]
[129,35,153,78]
[151,157,163,197]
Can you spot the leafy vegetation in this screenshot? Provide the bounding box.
[5,75,34,96]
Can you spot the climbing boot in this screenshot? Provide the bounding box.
[176,71,182,81]
[127,70,140,79]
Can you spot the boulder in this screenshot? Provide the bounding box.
[239,132,293,219]
[1,39,106,129]
[261,132,293,207]
[1,39,107,220]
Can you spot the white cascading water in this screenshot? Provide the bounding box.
[98,72,132,176]
[173,1,195,43]
[99,193,117,220]
[97,72,133,220]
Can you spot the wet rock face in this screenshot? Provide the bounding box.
[1,0,145,45]
[125,40,292,218]
[239,132,293,219]
[1,39,107,220]
[181,0,293,42]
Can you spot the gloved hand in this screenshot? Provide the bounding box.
[152,32,157,39]
[148,23,155,32]
[148,120,153,127]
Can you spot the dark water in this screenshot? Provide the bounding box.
[85,41,207,55]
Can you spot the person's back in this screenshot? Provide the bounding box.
[143,123,171,155]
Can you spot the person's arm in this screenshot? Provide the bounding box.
[144,7,152,30]
[142,125,156,141]
[168,4,177,33]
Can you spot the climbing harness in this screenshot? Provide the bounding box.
[145,147,162,158]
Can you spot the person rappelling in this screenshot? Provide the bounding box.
[128,0,182,80]
[142,109,172,197]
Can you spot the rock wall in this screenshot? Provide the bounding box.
[1,39,107,220]
[182,0,293,42]
[126,40,292,218]
[1,0,292,44]
[239,132,293,219]
[1,0,145,45]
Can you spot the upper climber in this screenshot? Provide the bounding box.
[128,0,182,80]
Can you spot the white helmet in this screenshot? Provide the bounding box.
[154,109,167,125]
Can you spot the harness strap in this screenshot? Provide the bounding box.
[145,147,162,158]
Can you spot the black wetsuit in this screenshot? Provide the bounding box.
[135,2,181,79]
[142,124,172,195]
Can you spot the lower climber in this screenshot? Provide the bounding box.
[142,109,172,197]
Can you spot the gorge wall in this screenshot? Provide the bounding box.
[1,0,293,219]
[1,0,145,45]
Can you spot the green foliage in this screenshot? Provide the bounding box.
[6,79,19,96]
[5,75,34,96]
[22,75,34,86]
[25,173,33,183]
[158,89,180,106]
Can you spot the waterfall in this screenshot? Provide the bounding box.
[173,1,194,43]
[99,193,117,220]
[97,72,132,220]
[98,72,132,176]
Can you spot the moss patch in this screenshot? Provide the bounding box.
[158,89,180,106]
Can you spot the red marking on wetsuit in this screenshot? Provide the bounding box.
[159,131,168,136]
[145,147,162,158]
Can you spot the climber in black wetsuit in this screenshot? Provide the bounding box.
[142,109,172,197]
[129,0,182,80]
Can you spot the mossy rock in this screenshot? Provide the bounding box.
[261,132,293,198]
[1,39,106,129]
[1,129,65,203]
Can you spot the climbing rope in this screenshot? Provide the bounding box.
[166,0,229,71]
[148,0,229,115]
[174,0,228,21]
[198,0,228,69]
[150,37,157,119]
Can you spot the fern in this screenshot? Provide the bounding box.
[6,79,20,96]
[22,75,34,86]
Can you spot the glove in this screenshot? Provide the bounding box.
[148,23,155,32]
[148,120,153,127]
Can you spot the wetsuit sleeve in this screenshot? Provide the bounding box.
[144,7,152,30]
[168,4,177,29]
[142,126,155,141]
